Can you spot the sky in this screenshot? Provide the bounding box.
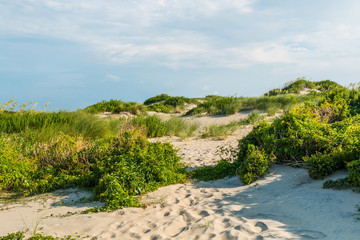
[1,0,360,110]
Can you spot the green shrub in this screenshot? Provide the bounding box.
[238,144,274,184]
[0,130,188,210]
[144,94,171,105]
[264,78,343,96]
[304,149,347,179]
[0,137,36,192]
[323,177,352,190]
[192,160,239,181]
[85,99,146,114]
[185,92,324,116]
[0,231,24,240]
[348,159,360,188]
[163,96,193,108]
[147,103,173,113]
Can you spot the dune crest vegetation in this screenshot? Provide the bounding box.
[193,84,360,191]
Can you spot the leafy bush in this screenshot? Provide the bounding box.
[304,149,347,179]
[0,137,36,192]
[264,78,343,96]
[348,159,360,188]
[185,93,324,116]
[163,96,194,108]
[237,144,275,184]
[191,160,239,181]
[234,88,360,184]
[85,99,146,115]
[147,103,173,113]
[0,130,188,210]
[144,94,171,105]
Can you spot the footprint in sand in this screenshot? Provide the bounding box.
[180,210,198,222]
[199,210,211,217]
[222,218,232,228]
[255,221,268,232]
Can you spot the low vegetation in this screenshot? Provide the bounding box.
[200,111,264,140]
[2,78,360,239]
[193,85,360,192]
[143,94,198,113]
[264,78,343,96]
[185,91,324,116]
[0,231,75,240]
[0,101,188,215]
[84,99,146,115]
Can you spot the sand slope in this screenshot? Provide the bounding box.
[1,166,359,239]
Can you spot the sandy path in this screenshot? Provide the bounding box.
[2,166,359,239]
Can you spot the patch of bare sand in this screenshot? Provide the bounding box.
[2,167,359,239]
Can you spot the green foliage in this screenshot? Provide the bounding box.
[129,115,199,139]
[192,160,239,181]
[201,123,237,140]
[237,144,275,185]
[234,87,360,185]
[0,111,124,142]
[348,159,360,188]
[144,94,171,105]
[0,231,24,240]
[0,137,36,192]
[163,96,194,107]
[199,111,264,140]
[165,117,198,139]
[323,177,352,190]
[146,103,173,113]
[265,78,343,96]
[185,93,324,116]
[241,110,263,124]
[186,97,240,115]
[131,115,167,138]
[0,231,75,240]
[85,99,146,115]
[304,149,347,179]
[0,130,188,210]
[143,95,196,113]
[266,105,281,116]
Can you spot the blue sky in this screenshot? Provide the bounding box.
[1,0,360,110]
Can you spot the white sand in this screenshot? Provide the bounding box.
[1,114,359,239]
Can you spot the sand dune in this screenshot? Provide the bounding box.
[1,114,359,239]
[2,166,359,239]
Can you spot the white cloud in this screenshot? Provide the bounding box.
[1,0,360,73]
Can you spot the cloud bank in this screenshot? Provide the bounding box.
[2,0,359,72]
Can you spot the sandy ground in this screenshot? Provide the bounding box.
[1,114,360,239]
